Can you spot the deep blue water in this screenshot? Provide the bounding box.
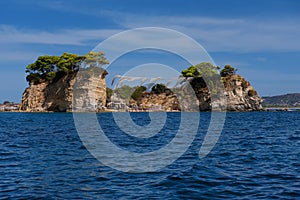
[0,112,299,199]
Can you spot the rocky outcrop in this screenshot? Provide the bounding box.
[21,71,262,112]
[128,74,263,112]
[20,71,107,112]
[224,74,263,111]
[135,92,181,111]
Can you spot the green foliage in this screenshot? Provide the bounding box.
[58,52,84,72]
[220,65,237,77]
[26,73,41,84]
[46,71,57,81]
[106,87,113,99]
[114,85,134,100]
[181,62,219,78]
[83,52,109,68]
[113,85,147,101]
[248,89,257,97]
[181,62,220,90]
[181,66,200,77]
[221,77,227,83]
[151,83,172,95]
[25,52,108,84]
[25,55,60,76]
[131,86,147,100]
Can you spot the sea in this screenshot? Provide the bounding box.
[0,112,299,199]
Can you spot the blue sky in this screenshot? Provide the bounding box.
[0,0,300,102]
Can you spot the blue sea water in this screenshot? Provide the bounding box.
[0,112,299,199]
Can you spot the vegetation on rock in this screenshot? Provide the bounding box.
[248,89,257,97]
[151,83,171,95]
[113,85,147,101]
[181,62,220,78]
[131,86,147,101]
[106,87,113,99]
[181,62,223,94]
[25,52,108,84]
[220,64,237,77]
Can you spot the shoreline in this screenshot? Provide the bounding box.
[1,109,300,113]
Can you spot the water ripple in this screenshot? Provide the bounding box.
[0,112,299,199]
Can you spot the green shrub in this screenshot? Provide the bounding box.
[248,89,257,96]
[46,72,57,81]
[241,79,249,89]
[26,73,42,84]
[220,65,237,77]
[131,86,147,100]
[106,87,113,99]
[151,84,170,94]
[114,85,134,99]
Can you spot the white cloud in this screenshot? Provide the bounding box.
[110,14,300,52]
[0,25,122,45]
[0,13,299,64]
[0,25,125,64]
[8,1,299,52]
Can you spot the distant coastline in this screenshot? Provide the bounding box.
[262,93,300,108]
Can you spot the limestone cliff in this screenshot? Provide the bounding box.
[224,74,263,111]
[129,74,263,111]
[20,71,107,112]
[134,92,181,111]
[21,71,262,112]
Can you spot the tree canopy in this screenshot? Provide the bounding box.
[106,87,113,99]
[151,83,171,94]
[113,85,147,101]
[181,62,220,78]
[181,62,220,90]
[131,86,147,100]
[114,85,134,100]
[220,65,237,77]
[25,52,108,84]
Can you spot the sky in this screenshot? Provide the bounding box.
[0,0,300,102]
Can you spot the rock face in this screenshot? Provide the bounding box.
[129,74,263,111]
[20,71,262,112]
[136,93,181,111]
[20,71,107,112]
[224,74,263,111]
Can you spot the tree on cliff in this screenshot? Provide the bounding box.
[151,83,172,95]
[181,63,239,88]
[25,52,108,84]
[181,62,220,90]
[113,85,147,101]
[220,65,237,77]
[181,62,220,78]
[131,86,147,100]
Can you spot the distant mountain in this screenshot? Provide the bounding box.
[262,93,300,107]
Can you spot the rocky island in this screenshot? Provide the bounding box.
[20,52,108,112]
[20,52,263,112]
